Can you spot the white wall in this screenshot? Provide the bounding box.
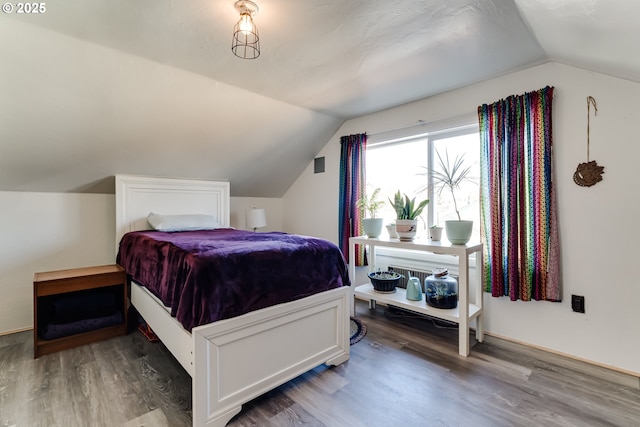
[0,192,281,334]
[282,157,340,242]
[230,197,283,232]
[284,62,640,375]
[0,192,115,333]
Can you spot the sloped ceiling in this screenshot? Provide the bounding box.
[0,0,638,196]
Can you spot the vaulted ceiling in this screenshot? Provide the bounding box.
[1,0,638,196]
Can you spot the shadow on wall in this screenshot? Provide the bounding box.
[69,176,116,194]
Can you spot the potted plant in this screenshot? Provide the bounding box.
[430,149,475,244]
[386,222,398,239]
[356,187,385,238]
[388,190,429,241]
[429,224,443,241]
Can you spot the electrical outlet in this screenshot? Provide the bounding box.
[571,295,585,313]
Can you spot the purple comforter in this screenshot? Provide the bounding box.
[117,229,350,331]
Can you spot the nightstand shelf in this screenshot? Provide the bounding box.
[33,264,128,358]
[349,235,484,356]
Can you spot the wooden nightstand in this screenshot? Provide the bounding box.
[33,264,128,358]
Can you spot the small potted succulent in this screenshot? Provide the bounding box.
[388,190,429,241]
[368,270,403,293]
[386,222,398,239]
[356,187,385,238]
[429,224,443,241]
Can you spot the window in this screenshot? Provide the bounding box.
[366,121,480,243]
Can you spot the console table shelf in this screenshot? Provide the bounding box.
[349,236,484,357]
[354,284,482,324]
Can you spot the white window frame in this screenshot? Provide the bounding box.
[366,114,480,267]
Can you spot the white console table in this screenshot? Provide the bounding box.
[349,235,484,357]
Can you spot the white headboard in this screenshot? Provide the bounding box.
[115,175,230,253]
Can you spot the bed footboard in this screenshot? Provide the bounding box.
[192,286,350,427]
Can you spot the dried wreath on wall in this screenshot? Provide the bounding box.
[573,96,605,187]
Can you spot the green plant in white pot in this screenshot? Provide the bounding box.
[430,150,475,245]
[356,187,385,238]
[388,190,429,241]
[429,224,443,241]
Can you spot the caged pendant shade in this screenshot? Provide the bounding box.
[232,0,260,59]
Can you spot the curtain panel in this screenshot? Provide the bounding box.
[478,86,561,302]
[338,133,366,266]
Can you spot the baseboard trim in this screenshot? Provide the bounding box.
[371,299,640,386]
[482,331,640,389]
[0,327,32,337]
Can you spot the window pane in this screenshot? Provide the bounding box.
[367,139,429,226]
[432,133,480,242]
[367,127,480,243]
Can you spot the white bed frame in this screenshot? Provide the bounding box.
[115,175,350,427]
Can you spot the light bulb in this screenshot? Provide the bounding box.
[239,13,254,35]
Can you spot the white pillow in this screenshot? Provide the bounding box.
[147,212,220,232]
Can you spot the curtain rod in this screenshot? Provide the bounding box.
[367,120,428,137]
[367,113,478,138]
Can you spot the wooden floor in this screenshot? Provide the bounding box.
[1,300,639,426]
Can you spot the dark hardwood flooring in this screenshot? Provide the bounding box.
[1,300,639,426]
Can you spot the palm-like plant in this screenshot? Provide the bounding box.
[356,187,385,218]
[428,149,474,221]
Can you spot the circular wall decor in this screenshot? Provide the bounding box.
[573,160,605,187]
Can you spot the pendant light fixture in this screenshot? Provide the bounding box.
[231,0,260,59]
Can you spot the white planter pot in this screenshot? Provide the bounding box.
[362,218,384,238]
[429,227,443,241]
[445,220,473,245]
[395,219,418,241]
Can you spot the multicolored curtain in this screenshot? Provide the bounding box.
[478,86,561,301]
[338,133,366,266]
